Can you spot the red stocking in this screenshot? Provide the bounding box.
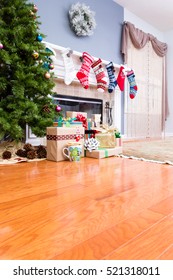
[76,52,94,89]
[117,66,125,91]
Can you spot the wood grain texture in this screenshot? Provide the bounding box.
[0,157,173,260]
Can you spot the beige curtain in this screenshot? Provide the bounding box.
[122,21,169,132]
[122,22,168,63]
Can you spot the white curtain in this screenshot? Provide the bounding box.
[124,37,163,139]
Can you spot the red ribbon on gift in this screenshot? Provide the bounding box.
[75,113,87,129]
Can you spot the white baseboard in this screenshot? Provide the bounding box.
[163,132,173,137]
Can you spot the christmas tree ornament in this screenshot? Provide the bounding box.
[32,51,39,59]
[49,63,54,70]
[117,66,125,91]
[2,150,12,159]
[76,52,94,89]
[60,48,76,85]
[36,34,43,42]
[127,70,138,99]
[44,72,51,79]
[92,58,107,92]
[55,105,62,112]
[106,62,117,93]
[43,61,49,71]
[0,43,4,49]
[33,4,38,13]
[43,104,50,113]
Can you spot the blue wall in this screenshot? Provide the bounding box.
[32,0,124,64]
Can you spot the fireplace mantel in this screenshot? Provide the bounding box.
[44,41,122,86]
[26,42,124,145]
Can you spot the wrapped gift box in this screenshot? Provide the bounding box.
[85,147,122,159]
[115,138,122,146]
[95,133,116,148]
[91,114,101,122]
[46,127,84,162]
[62,121,83,127]
[53,121,83,128]
[66,111,87,119]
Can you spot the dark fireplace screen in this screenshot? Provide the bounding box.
[52,94,103,122]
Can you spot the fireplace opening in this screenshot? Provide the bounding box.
[52,94,103,122]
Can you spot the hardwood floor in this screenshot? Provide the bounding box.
[0,156,173,260]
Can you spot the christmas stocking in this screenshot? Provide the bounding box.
[117,66,125,91]
[61,48,76,85]
[92,58,107,92]
[127,70,138,99]
[106,62,117,93]
[76,52,94,89]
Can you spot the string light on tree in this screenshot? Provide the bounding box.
[0,43,4,49]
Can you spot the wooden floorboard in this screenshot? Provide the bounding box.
[0,157,173,260]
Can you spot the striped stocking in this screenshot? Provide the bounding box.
[92,58,107,92]
[76,52,94,89]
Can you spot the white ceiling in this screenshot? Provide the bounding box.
[114,0,173,32]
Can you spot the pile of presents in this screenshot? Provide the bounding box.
[46,111,122,161]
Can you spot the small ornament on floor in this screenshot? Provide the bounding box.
[16,149,27,158]
[27,150,37,160]
[23,143,33,152]
[36,145,47,158]
[2,150,12,159]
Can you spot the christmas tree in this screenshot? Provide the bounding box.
[0,0,61,142]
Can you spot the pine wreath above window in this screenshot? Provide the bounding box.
[68,2,96,37]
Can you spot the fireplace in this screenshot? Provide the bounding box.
[52,94,103,122]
